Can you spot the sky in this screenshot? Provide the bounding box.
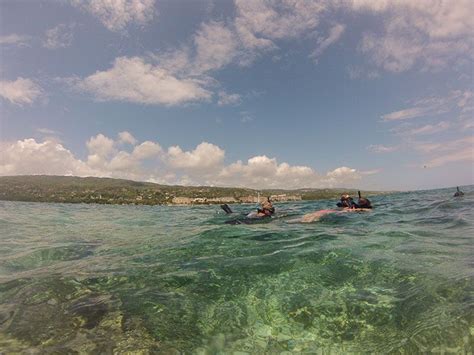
[0,0,473,191]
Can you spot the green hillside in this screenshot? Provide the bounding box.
[0,175,389,205]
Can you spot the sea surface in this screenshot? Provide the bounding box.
[0,187,473,353]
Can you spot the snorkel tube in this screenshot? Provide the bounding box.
[454,186,464,197]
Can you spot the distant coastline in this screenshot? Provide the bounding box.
[0,175,392,206]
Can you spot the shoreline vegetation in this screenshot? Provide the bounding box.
[0,175,391,206]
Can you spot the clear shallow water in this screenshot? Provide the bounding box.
[0,187,473,353]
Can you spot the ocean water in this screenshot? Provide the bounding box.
[0,187,473,353]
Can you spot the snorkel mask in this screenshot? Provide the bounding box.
[337,194,354,208]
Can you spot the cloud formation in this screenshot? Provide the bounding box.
[0,78,43,105]
[217,91,241,106]
[118,131,137,145]
[382,90,473,121]
[404,121,451,136]
[167,142,225,172]
[367,144,399,153]
[310,23,345,62]
[354,0,474,72]
[0,139,92,176]
[235,0,325,44]
[66,0,473,107]
[416,136,474,168]
[73,57,212,105]
[69,1,341,106]
[373,89,473,168]
[0,34,31,46]
[43,24,75,49]
[193,21,239,74]
[0,133,368,189]
[71,0,156,31]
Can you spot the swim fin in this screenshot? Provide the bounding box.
[220,204,233,214]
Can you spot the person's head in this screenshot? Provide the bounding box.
[341,193,350,201]
[338,194,354,208]
[267,196,272,202]
[358,197,372,209]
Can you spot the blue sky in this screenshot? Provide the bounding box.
[1,0,473,190]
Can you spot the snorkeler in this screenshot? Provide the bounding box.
[300,191,372,223]
[222,196,276,225]
[257,196,275,217]
[454,186,464,197]
[336,191,372,209]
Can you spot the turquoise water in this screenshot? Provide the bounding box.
[0,187,473,353]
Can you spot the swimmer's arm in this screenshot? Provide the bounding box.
[342,208,372,212]
[300,209,338,222]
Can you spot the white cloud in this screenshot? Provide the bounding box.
[86,134,116,169]
[216,155,319,189]
[71,0,156,31]
[68,0,471,109]
[0,78,43,106]
[0,34,31,46]
[216,157,361,189]
[382,90,472,121]
[230,0,472,73]
[36,128,62,143]
[37,128,60,135]
[217,91,241,106]
[360,169,381,175]
[424,146,474,168]
[411,136,474,168]
[193,21,239,74]
[310,23,345,62]
[346,65,363,79]
[367,144,399,153]
[118,131,137,145]
[152,0,329,73]
[167,142,225,172]
[85,135,161,176]
[378,90,473,168]
[415,136,474,154]
[325,166,357,179]
[73,57,212,105]
[405,121,450,135]
[132,141,161,159]
[0,139,92,176]
[0,134,374,189]
[382,107,438,121]
[462,121,474,130]
[346,65,380,80]
[107,151,139,171]
[353,0,474,72]
[240,111,254,123]
[86,134,115,157]
[68,0,473,111]
[43,24,74,49]
[233,0,329,64]
[235,0,326,42]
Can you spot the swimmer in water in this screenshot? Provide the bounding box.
[453,186,464,197]
[256,196,275,217]
[299,191,372,223]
